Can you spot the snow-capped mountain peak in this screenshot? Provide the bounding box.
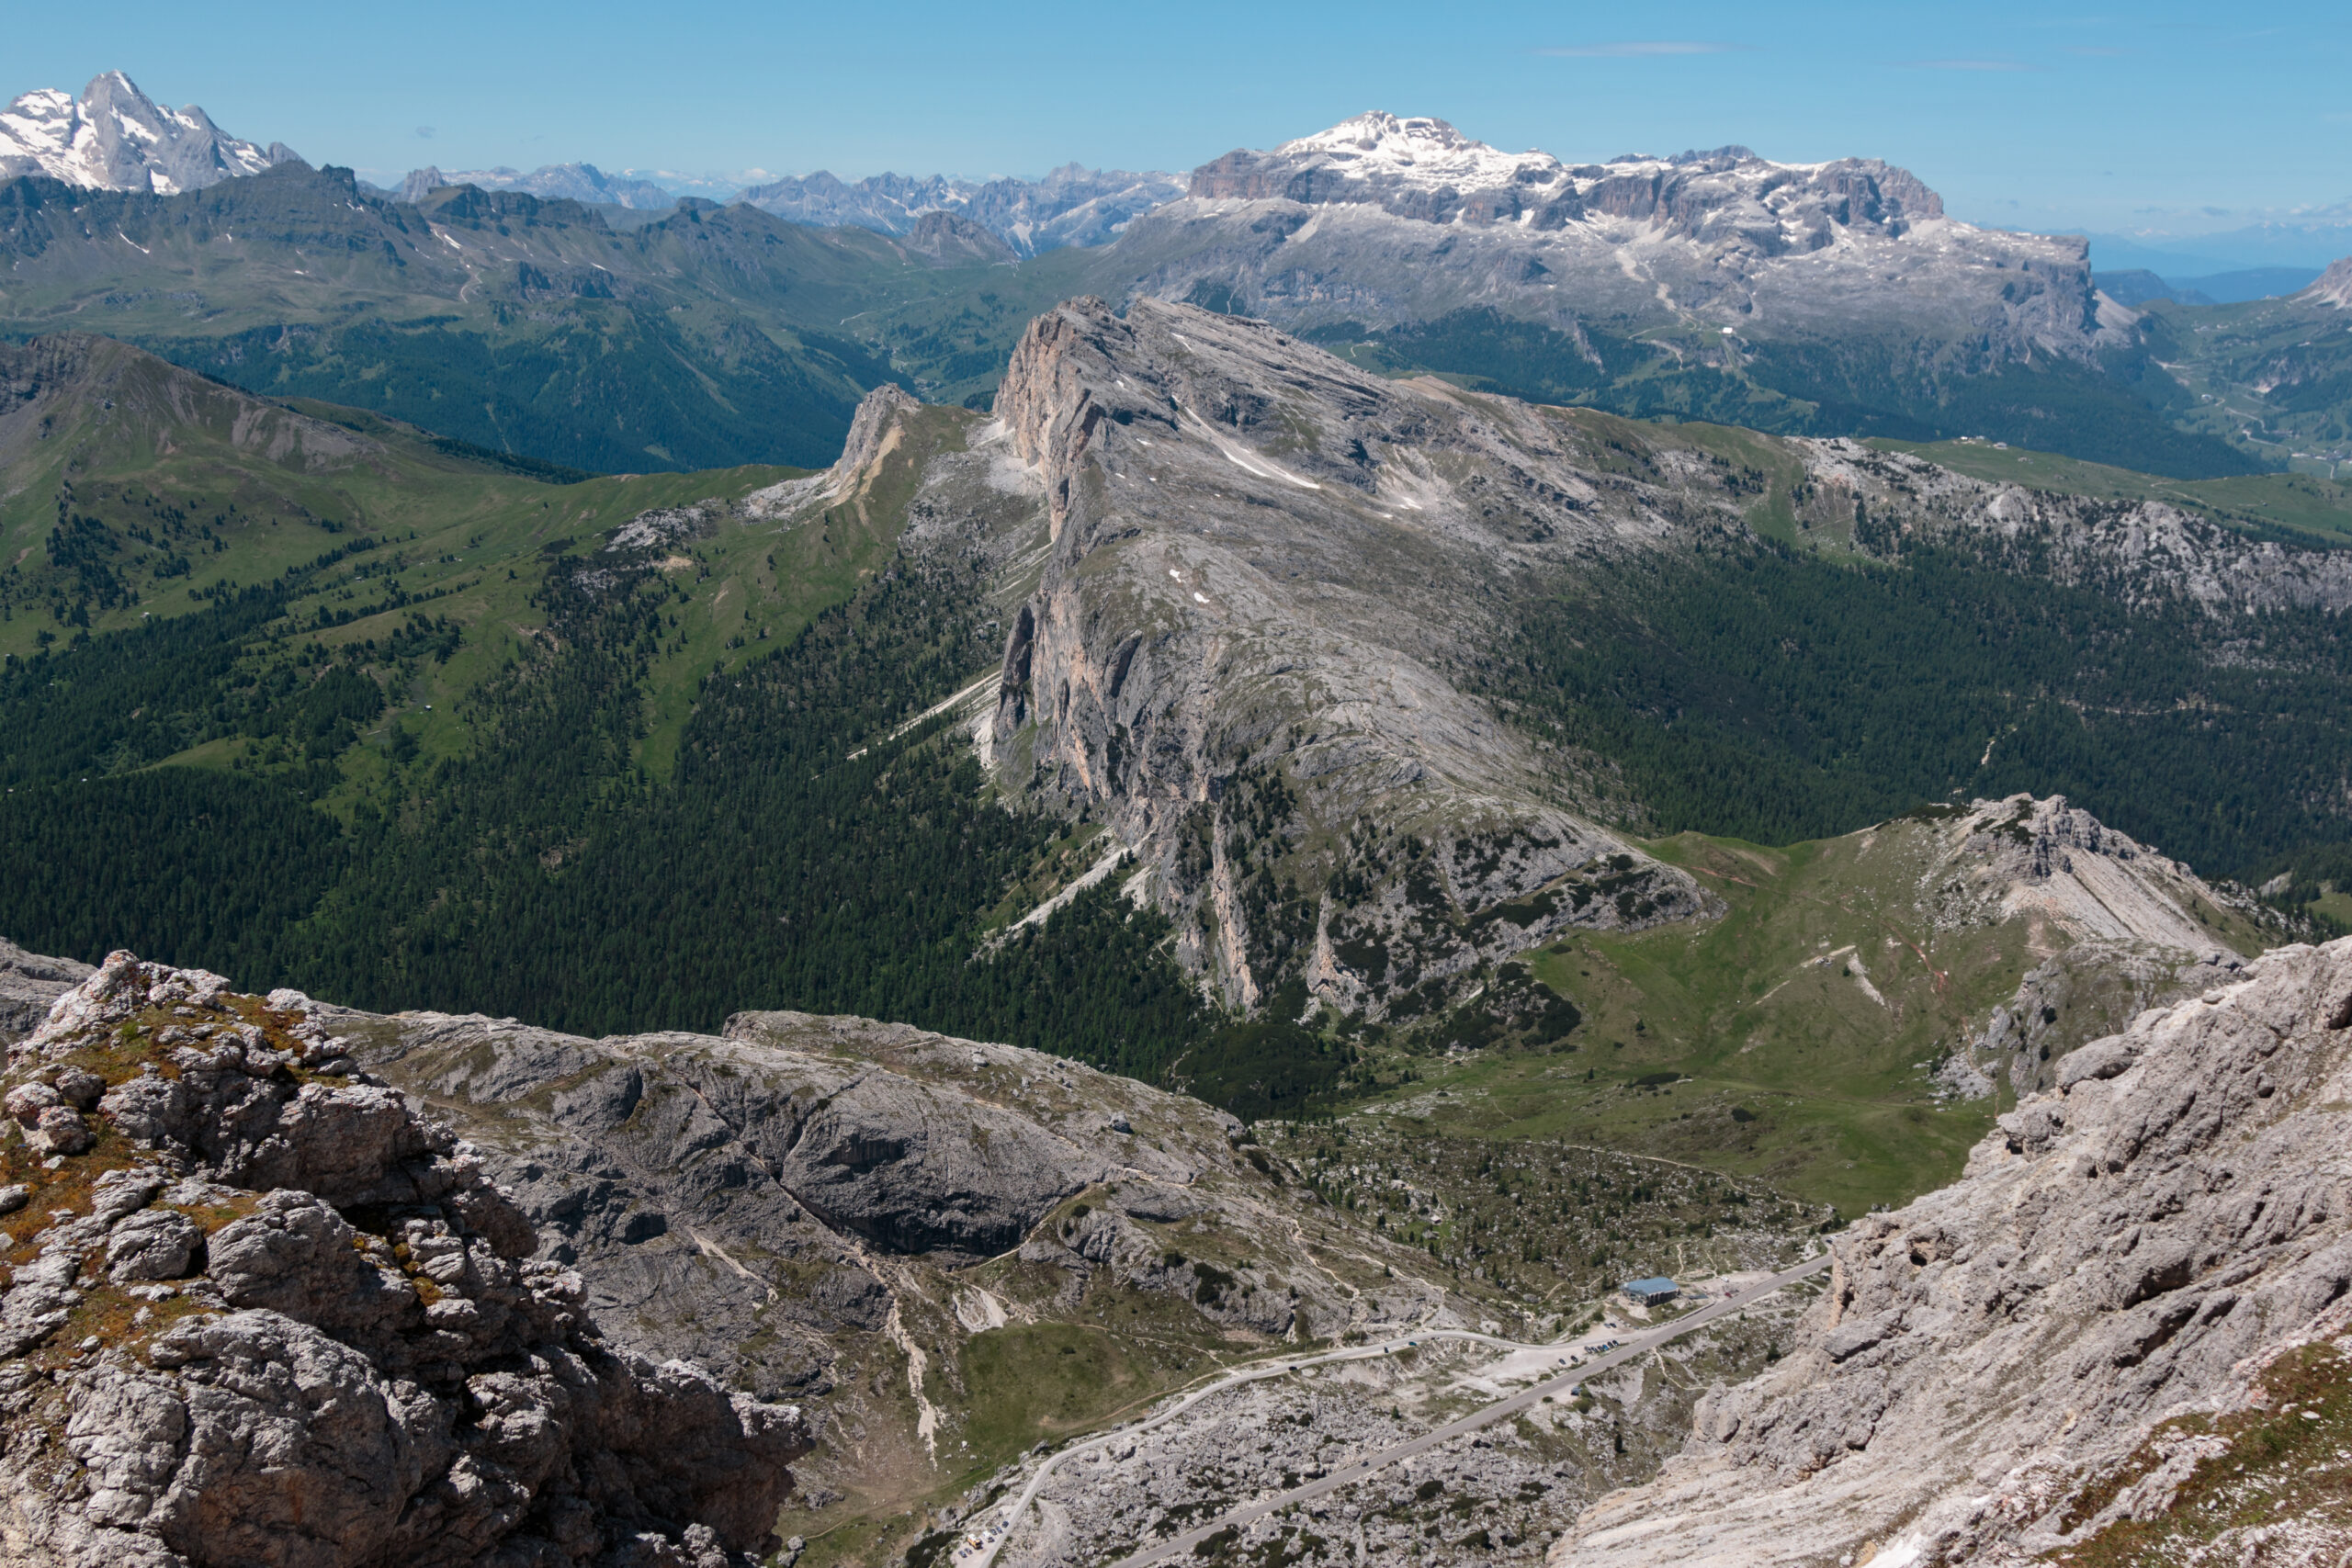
[0,72,295,195]
[1190,110,1946,243]
[1274,111,1562,192]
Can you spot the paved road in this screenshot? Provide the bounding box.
[956,1254,1828,1568]
[1102,1253,1831,1568]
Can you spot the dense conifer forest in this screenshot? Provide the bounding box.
[1495,536,2352,878]
[0,533,1209,1081]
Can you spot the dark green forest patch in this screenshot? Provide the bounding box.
[1491,538,2352,878]
[0,529,1209,1078]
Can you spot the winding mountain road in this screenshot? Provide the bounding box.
[956,1252,1830,1568]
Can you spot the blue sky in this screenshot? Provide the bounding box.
[13,0,2349,251]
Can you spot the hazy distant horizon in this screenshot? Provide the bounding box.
[13,0,2348,251]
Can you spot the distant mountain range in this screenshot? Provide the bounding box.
[5,79,2346,477]
[0,72,297,195]
[2091,266,2324,309]
[1144,111,2102,358]
[737,162,1186,257]
[386,161,680,209]
[2091,214,2352,276]
[381,159,1193,257]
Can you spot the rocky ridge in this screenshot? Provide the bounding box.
[322,997,1519,1507]
[965,295,2340,1021]
[0,953,808,1568]
[0,333,384,478]
[1551,934,2352,1566]
[1925,795,2238,956]
[1803,437,2352,615]
[394,163,681,211]
[0,73,295,196]
[980,295,1713,1010]
[2308,254,2352,310]
[1878,794,2279,1103]
[1,931,1829,1567]
[740,163,1187,257]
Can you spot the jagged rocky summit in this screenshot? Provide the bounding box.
[0,952,808,1568]
[1552,934,2352,1566]
[980,294,1711,1012]
[0,73,296,195]
[961,295,2341,1019]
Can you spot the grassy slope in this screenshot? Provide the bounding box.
[0,167,1006,468]
[1340,820,2273,1219]
[1871,435,2352,543]
[2129,293,2352,476]
[0,337,992,790]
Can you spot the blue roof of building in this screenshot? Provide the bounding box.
[1622,1277,1678,1294]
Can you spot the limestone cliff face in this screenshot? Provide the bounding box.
[1120,115,2116,365]
[2309,256,2352,310]
[1801,438,2352,616]
[1552,936,2352,1567]
[986,296,1709,1012]
[0,939,90,1046]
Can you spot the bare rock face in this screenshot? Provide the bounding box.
[1803,439,2352,616]
[900,210,1018,266]
[1551,935,2352,1567]
[1186,114,1941,241]
[322,1002,1385,1404]
[0,953,808,1568]
[0,938,93,1046]
[985,295,1708,1012]
[2309,256,2352,310]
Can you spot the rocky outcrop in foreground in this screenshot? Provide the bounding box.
[0,938,90,1045]
[1553,936,2352,1566]
[329,999,1476,1485]
[0,953,808,1568]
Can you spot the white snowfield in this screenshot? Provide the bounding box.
[1274,111,1570,194]
[1272,110,1848,200]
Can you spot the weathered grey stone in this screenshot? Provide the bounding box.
[1553,937,2352,1567]
[1148,115,2109,369]
[104,1209,203,1283]
[0,952,812,1568]
[0,936,92,1047]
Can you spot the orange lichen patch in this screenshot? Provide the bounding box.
[1,985,354,1268]
[0,1122,146,1271]
[386,1238,447,1305]
[28,1276,216,1376]
[2051,1341,2352,1564]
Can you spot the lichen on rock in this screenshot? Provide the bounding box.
[0,951,808,1568]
